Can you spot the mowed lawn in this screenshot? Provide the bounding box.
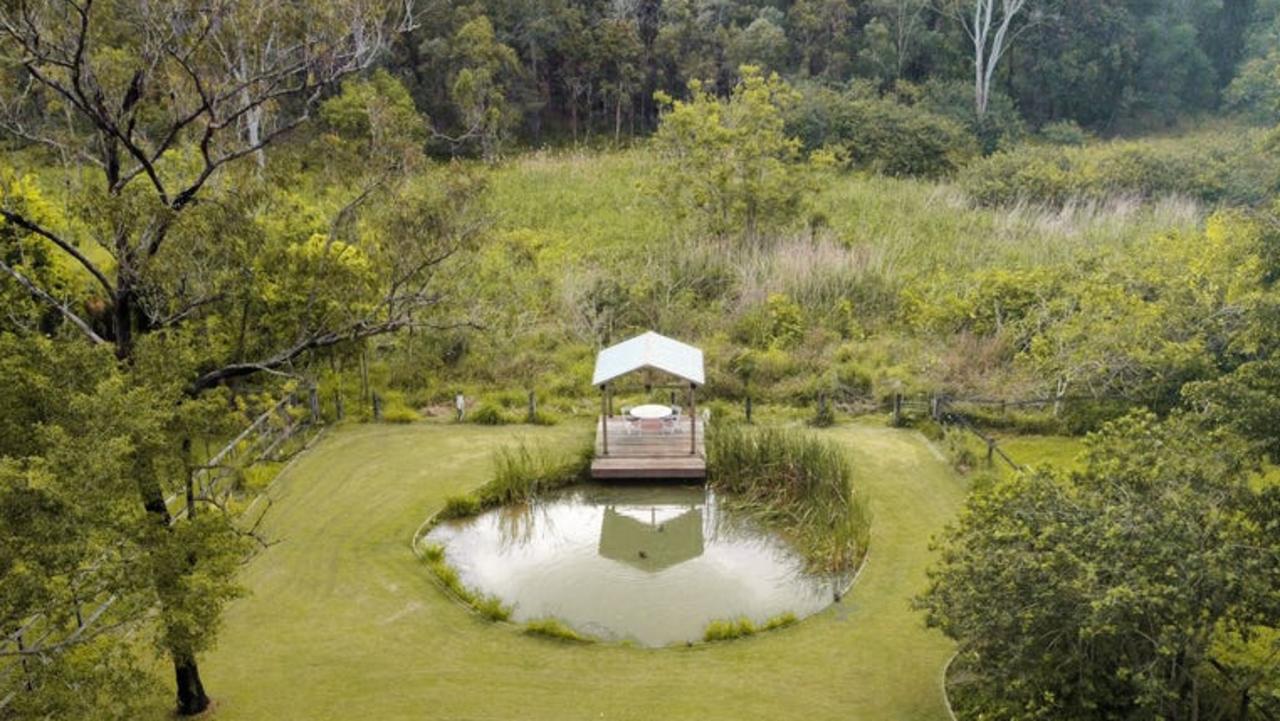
[194,420,968,721]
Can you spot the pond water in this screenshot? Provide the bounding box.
[424,483,844,647]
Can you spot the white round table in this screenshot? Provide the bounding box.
[628,404,673,420]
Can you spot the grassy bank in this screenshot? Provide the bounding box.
[183,419,968,721]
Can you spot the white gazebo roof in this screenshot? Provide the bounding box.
[592,331,705,387]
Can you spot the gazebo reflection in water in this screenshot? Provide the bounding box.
[597,485,712,573]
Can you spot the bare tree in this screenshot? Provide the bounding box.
[938,0,1036,116]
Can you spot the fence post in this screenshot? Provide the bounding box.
[309,387,320,423]
[372,392,382,422]
[987,438,995,466]
[892,393,902,426]
[930,394,939,421]
[334,390,344,420]
[745,395,753,424]
[527,390,537,423]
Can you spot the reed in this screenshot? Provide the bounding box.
[478,441,592,506]
[707,425,869,572]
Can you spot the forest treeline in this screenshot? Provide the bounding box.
[395,0,1279,154]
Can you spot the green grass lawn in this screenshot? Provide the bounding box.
[190,419,968,721]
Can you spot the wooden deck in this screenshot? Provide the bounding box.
[591,417,706,480]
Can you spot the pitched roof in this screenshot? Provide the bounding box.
[591,331,705,387]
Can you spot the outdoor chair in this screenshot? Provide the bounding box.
[621,406,640,435]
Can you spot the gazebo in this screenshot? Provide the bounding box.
[590,331,707,480]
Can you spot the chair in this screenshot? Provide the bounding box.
[620,406,640,436]
[669,406,683,433]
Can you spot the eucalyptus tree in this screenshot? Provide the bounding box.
[0,1,492,715]
[936,0,1036,117]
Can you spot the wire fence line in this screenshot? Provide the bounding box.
[0,387,323,712]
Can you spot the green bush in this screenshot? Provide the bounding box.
[524,618,591,642]
[788,84,978,178]
[380,405,421,423]
[469,402,514,425]
[1037,120,1089,147]
[959,129,1279,207]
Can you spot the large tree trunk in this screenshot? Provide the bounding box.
[174,653,210,715]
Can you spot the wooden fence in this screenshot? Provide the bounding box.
[0,388,322,712]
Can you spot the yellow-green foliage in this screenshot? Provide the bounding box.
[439,494,481,519]
[762,612,798,631]
[471,594,512,622]
[960,128,1279,206]
[523,618,591,643]
[420,542,445,562]
[703,617,758,642]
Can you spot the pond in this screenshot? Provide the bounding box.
[424,482,846,647]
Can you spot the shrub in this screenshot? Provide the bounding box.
[703,617,757,642]
[788,84,978,178]
[1037,120,1089,147]
[469,402,513,425]
[380,405,421,424]
[943,427,978,473]
[959,129,1279,207]
[707,425,869,571]
[524,618,591,642]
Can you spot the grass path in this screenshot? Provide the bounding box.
[196,420,967,720]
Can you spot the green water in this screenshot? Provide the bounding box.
[425,483,842,646]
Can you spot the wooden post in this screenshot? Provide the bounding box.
[527,390,537,423]
[372,392,382,421]
[309,386,320,423]
[892,393,902,426]
[600,385,609,456]
[987,439,995,466]
[745,395,753,424]
[689,384,697,455]
[334,390,344,420]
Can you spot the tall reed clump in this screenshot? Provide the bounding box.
[707,425,869,572]
[437,440,592,520]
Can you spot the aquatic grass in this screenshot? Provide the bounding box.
[707,424,870,572]
[430,440,592,523]
[762,612,798,631]
[427,559,466,599]
[420,542,445,563]
[428,555,513,622]
[479,440,592,506]
[523,618,592,643]
[703,617,757,642]
[471,595,513,622]
[439,494,481,520]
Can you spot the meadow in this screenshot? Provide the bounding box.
[188,418,970,721]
